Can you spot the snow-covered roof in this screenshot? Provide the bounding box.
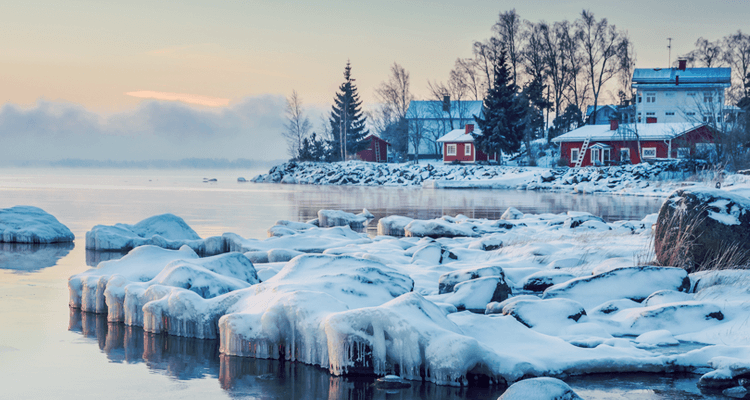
[585,105,618,117]
[551,122,706,143]
[632,67,731,89]
[436,127,483,143]
[405,100,483,120]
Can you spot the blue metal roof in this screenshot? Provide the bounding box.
[632,67,731,87]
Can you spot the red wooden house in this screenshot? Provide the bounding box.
[436,124,498,163]
[356,134,391,163]
[552,120,715,167]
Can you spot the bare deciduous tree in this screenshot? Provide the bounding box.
[539,20,574,129]
[723,31,750,99]
[473,37,503,92]
[282,90,312,159]
[681,37,725,68]
[373,63,414,157]
[575,9,629,125]
[493,9,524,86]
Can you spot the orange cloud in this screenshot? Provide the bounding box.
[125,91,231,107]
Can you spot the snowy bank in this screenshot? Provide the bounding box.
[252,160,712,196]
[0,206,74,243]
[70,206,750,388]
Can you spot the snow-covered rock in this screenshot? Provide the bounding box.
[438,266,506,294]
[377,215,414,236]
[0,205,74,243]
[404,219,479,238]
[494,298,587,335]
[542,266,690,310]
[85,213,224,254]
[317,210,368,230]
[498,377,582,400]
[655,187,750,272]
[427,276,511,312]
[501,207,524,220]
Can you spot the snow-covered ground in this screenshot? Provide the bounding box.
[69,202,750,390]
[251,160,727,197]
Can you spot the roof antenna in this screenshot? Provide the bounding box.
[667,37,672,67]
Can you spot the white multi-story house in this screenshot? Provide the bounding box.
[632,60,731,127]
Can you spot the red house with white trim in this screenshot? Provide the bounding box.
[436,124,498,163]
[356,135,391,163]
[551,120,715,167]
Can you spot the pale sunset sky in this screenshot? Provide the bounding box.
[1,0,748,161]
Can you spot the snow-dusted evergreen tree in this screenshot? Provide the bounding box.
[474,50,525,157]
[329,61,369,161]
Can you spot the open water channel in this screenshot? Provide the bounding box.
[0,167,723,399]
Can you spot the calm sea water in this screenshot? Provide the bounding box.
[0,167,720,399]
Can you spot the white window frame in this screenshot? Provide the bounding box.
[642,147,657,159]
[645,93,656,103]
[677,148,690,158]
[665,111,675,116]
[590,148,600,164]
[446,144,457,156]
[704,92,713,103]
[646,112,656,116]
[687,92,696,97]
[603,148,611,163]
[571,148,579,163]
[464,143,472,156]
[620,148,630,162]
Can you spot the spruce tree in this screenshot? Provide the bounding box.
[474,50,525,158]
[329,61,369,161]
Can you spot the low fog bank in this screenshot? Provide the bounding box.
[6,158,285,169]
[0,95,289,162]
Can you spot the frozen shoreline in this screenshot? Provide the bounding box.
[68,205,750,389]
[251,160,728,198]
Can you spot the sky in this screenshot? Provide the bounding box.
[1,0,748,162]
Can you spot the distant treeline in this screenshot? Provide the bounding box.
[9,158,284,169]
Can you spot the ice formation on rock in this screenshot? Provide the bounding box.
[0,205,74,243]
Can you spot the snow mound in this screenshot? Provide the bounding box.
[85,213,224,254]
[377,215,414,236]
[0,205,74,243]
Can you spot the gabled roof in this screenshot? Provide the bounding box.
[585,105,618,117]
[362,134,390,146]
[551,122,706,143]
[632,67,731,89]
[436,127,483,143]
[405,100,483,120]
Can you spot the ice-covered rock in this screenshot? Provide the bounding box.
[85,213,224,255]
[377,215,414,237]
[542,266,690,309]
[0,205,74,243]
[635,330,679,346]
[501,207,524,220]
[317,210,367,230]
[494,298,587,335]
[427,276,511,312]
[404,219,479,238]
[438,266,506,294]
[562,212,607,229]
[69,245,200,313]
[223,226,371,253]
[519,270,577,292]
[498,377,582,400]
[607,301,725,336]
[655,187,750,272]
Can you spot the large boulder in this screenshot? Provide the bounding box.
[498,377,582,400]
[655,187,750,272]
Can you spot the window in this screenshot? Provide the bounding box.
[642,147,657,159]
[687,92,696,97]
[571,148,579,163]
[666,111,675,116]
[646,93,656,103]
[665,92,675,97]
[677,148,690,158]
[638,95,642,103]
[620,148,630,162]
[704,92,713,103]
[446,144,457,156]
[464,144,472,156]
[646,112,656,116]
[591,148,600,164]
[686,112,696,116]
[603,149,611,163]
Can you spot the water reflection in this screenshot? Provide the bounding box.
[283,186,664,235]
[566,373,724,400]
[85,250,128,267]
[68,309,505,399]
[0,242,74,272]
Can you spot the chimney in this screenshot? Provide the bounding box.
[465,124,474,134]
[678,59,687,71]
[609,119,619,131]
